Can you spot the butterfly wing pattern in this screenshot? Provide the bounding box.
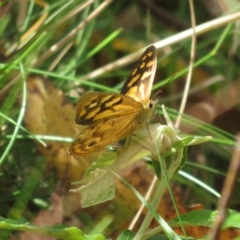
[69,45,157,156]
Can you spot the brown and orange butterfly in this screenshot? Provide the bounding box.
[68,45,157,156]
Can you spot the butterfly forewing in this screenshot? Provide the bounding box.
[120,45,157,106]
[75,92,143,125]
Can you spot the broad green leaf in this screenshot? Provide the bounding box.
[73,169,115,208]
[169,209,240,229]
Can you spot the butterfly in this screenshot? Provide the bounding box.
[68,45,157,156]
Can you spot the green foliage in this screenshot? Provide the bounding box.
[0,217,105,240]
[0,1,240,239]
[169,209,240,229]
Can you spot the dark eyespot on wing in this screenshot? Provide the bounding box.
[88,141,96,148]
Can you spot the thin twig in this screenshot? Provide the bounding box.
[207,133,240,240]
[80,11,240,81]
[48,42,74,71]
[131,0,196,234]
[160,75,223,103]
[6,0,49,55]
[34,0,112,67]
[128,175,157,230]
[175,0,196,128]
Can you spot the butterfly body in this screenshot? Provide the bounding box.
[69,45,157,156]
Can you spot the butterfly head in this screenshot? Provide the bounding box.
[136,99,156,124]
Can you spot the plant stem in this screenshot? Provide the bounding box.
[134,160,167,240]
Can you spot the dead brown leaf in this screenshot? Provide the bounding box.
[24,75,96,182]
[17,191,63,240]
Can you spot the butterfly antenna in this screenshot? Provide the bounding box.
[152,89,162,99]
[153,72,178,99]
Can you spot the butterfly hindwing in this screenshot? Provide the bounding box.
[69,115,141,156]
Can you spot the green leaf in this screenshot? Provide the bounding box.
[117,230,135,240]
[83,151,117,180]
[113,172,181,240]
[152,159,161,179]
[0,217,105,240]
[74,169,115,208]
[174,147,188,174]
[169,209,240,229]
[147,234,193,240]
